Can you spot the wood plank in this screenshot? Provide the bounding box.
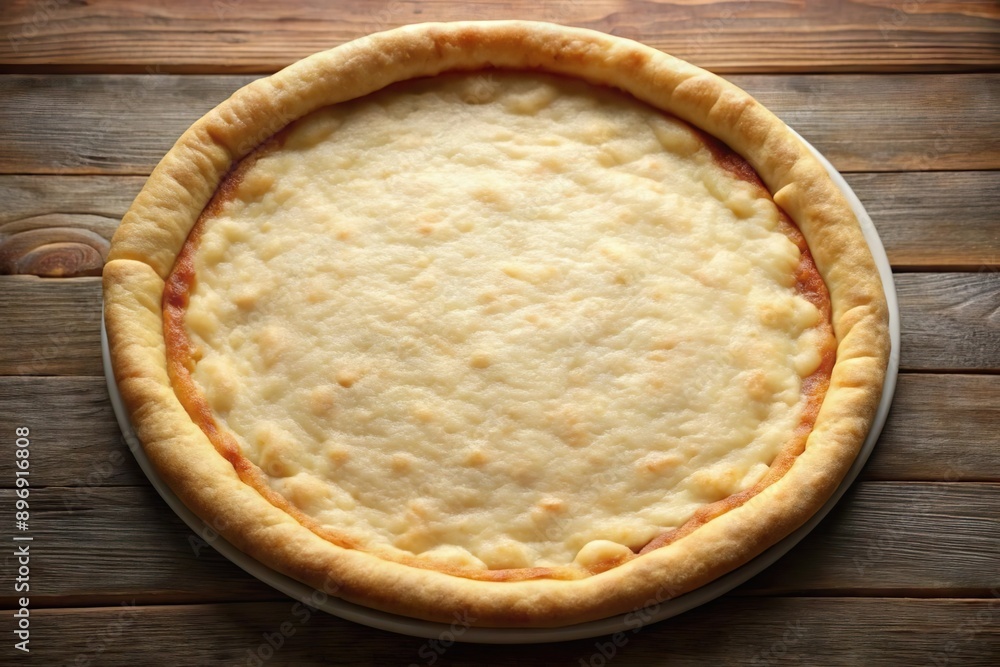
[0,73,258,175]
[846,171,1000,270]
[1,0,998,73]
[0,175,144,276]
[896,273,1000,372]
[0,484,281,607]
[1,374,996,488]
[0,377,146,488]
[3,272,996,375]
[0,483,994,606]
[738,482,999,596]
[0,228,108,277]
[3,172,998,274]
[1,74,998,175]
[0,276,102,376]
[864,374,1000,482]
[0,175,144,278]
[737,74,1000,173]
[0,175,145,237]
[19,598,1000,665]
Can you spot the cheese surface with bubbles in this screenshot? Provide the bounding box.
[182,71,829,572]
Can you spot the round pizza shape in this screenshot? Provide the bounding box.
[104,21,889,627]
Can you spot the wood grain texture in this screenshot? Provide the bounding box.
[0,377,144,488]
[0,484,281,608]
[0,276,102,376]
[1,0,998,73]
[0,175,145,236]
[0,227,108,277]
[0,174,143,277]
[0,483,995,606]
[0,2,994,662]
[0,73,257,175]
[1,73,998,174]
[896,273,1000,372]
[738,482,1000,596]
[846,171,1000,270]
[18,598,1000,666]
[864,374,1000,482]
[2,373,997,488]
[3,172,997,272]
[3,272,997,375]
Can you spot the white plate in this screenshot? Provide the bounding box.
[102,131,900,644]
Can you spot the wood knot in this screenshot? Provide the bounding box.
[0,228,109,277]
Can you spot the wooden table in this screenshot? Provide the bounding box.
[1,2,998,664]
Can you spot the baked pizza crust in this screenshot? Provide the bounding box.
[104,20,889,626]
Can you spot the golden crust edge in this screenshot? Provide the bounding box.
[103,20,890,627]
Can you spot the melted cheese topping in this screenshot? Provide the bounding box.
[183,72,828,571]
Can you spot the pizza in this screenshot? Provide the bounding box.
[103,21,889,627]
